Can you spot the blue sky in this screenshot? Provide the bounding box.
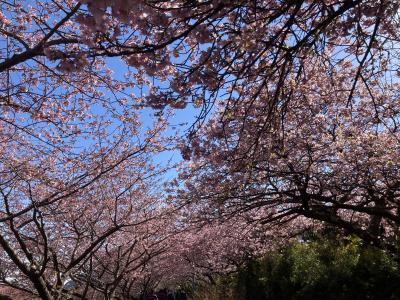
[106,57,199,180]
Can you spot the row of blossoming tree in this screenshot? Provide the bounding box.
[0,0,399,299]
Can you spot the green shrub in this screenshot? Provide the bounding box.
[194,235,400,300]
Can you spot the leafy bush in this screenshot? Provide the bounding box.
[194,236,400,300]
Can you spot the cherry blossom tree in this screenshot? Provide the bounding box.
[1,0,400,297]
[72,0,399,125]
[3,1,397,117]
[67,208,173,299]
[0,134,173,300]
[70,0,400,251]
[177,52,400,251]
[138,199,316,293]
[79,0,399,252]
[0,1,174,298]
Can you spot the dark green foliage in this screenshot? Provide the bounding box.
[195,236,400,300]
